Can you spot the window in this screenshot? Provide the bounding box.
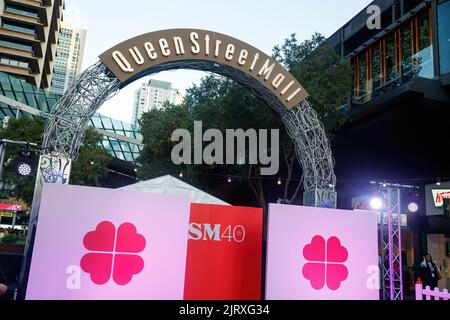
[372,44,381,89]
[438,0,450,74]
[415,8,434,78]
[385,32,396,82]
[351,6,434,104]
[4,5,39,18]
[0,40,32,51]
[2,23,36,35]
[0,56,29,69]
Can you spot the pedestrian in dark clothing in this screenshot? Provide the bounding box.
[419,254,440,289]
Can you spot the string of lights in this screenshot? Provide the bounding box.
[171,170,448,185]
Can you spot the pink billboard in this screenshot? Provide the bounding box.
[26,184,191,300]
[266,204,379,300]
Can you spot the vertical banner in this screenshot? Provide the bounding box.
[26,184,190,300]
[184,204,263,300]
[303,189,337,208]
[30,155,72,222]
[266,204,379,300]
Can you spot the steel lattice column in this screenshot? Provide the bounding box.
[380,187,404,300]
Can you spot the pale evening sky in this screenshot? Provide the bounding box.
[64,0,373,123]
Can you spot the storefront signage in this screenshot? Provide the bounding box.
[0,211,15,218]
[0,204,22,211]
[431,189,450,208]
[99,29,308,110]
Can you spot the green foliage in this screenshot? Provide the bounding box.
[0,116,44,204]
[1,234,26,244]
[69,128,112,187]
[0,117,111,205]
[273,32,352,137]
[138,32,352,206]
[138,103,192,180]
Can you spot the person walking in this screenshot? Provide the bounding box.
[419,253,441,289]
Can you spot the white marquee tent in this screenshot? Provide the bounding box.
[119,175,230,205]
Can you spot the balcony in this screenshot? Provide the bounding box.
[1,11,45,40]
[5,0,45,9]
[0,26,40,43]
[346,76,450,122]
[4,0,49,27]
[0,41,35,60]
[0,62,32,78]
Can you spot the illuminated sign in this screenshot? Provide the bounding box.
[0,211,15,218]
[99,29,309,110]
[431,189,450,208]
[26,184,191,300]
[0,204,22,211]
[266,204,379,300]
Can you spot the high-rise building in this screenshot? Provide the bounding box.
[132,79,184,124]
[50,20,86,95]
[0,0,64,89]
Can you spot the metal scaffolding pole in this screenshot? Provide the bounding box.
[381,187,404,300]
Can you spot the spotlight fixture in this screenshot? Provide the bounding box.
[17,163,32,177]
[370,197,383,210]
[13,149,35,177]
[408,202,419,213]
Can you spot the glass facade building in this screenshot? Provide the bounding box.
[351,5,434,104]
[438,0,450,75]
[328,0,450,109]
[50,21,87,95]
[0,0,64,89]
[0,72,143,164]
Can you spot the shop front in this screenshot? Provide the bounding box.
[413,181,450,291]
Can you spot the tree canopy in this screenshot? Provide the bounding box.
[138,33,352,211]
[0,116,112,205]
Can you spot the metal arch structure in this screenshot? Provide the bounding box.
[42,61,121,158]
[42,60,336,192]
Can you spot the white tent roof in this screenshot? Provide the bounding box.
[119,175,230,206]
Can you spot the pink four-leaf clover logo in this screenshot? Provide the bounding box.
[302,235,349,291]
[80,221,146,286]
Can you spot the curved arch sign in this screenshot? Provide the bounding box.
[38,28,335,215]
[99,29,308,110]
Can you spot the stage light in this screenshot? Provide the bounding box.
[227,176,232,183]
[13,150,35,177]
[408,202,419,213]
[382,182,387,188]
[277,178,282,185]
[370,197,383,210]
[17,163,32,177]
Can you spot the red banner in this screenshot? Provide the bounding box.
[0,204,21,211]
[184,203,263,300]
